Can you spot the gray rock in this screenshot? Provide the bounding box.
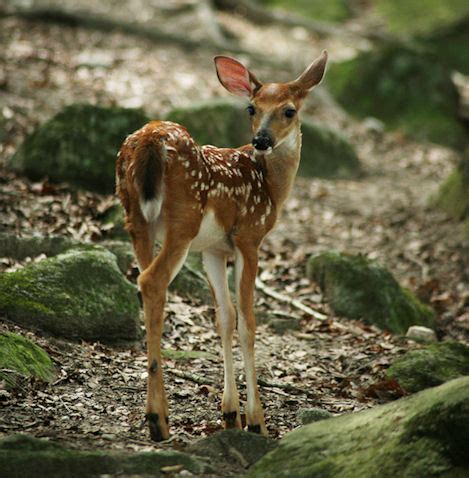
[0,247,140,343]
[406,325,437,342]
[297,408,333,425]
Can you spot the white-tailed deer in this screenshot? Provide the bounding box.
[116,51,328,441]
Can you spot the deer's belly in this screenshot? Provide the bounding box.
[190,209,231,253]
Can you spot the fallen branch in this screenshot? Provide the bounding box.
[168,369,216,386]
[255,277,327,321]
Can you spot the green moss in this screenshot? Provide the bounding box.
[166,100,360,179]
[0,434,211,477]
[434,167,469,220]
[259,0,351,23]
[307,251,435,333]
[387,341,469,393]
[248,377,469,477]
[299,119,361,178]
[0,248,140,343]
[9,104,149,194]
[0,333,54,388]
[375,0,469,36]
[170,252,211,302]
[98,203,128,240]
[327,45,465,150]
[161,348,217,361]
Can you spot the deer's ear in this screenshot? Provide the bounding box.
[293,50,328,91]
[214,56,261,97]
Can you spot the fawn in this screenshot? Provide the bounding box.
[116,51,328,441]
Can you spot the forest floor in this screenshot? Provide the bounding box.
[1,0,468,455]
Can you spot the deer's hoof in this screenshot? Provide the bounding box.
[247,424,261,434]
[223,410,240,429]
[146,413,169,442]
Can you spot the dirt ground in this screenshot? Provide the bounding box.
[1,1,468,454]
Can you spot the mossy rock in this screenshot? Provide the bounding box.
[0,434,211,478]
[0,248,140,343]
[0,333,54,389]
[375,0,469,37]
[248,377,469,477]
[98,203,128,240]
[9,104,149,194]
[0,233,133,275]
[189,429,277,473]
[327,45,465,150]
[433,162,469,221]
[387,341,469,393]
[307,251,435,334]
[299,119,361,178]
[170,252,212,303]
[259,0,351,23]
[166,100,360,178]
[297,408,333,425]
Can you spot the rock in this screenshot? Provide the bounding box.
[387,341,469,393]
[188,429,277,474]
[299,119,361,179]
[0,333,54,389]
[9,104,149,194]
[433,165,469,221]
[98,203,128,241]
[306,251,435,334]
[165,100,361,179]
[259,0,351,23]
[0,233,134,275]
[0,434,211,477]
[170,252,212,302]
[247,377,469,477]
[406,325,437,342]
[327,45,465,150]
[0,248,140,343]
[297,408,333,425]
[268,317,301,335]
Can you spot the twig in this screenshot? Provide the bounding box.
[255,277,328,321]
[257,378,315,398]
[167,369,216,386]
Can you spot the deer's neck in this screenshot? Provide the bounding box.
[263,127,302,210]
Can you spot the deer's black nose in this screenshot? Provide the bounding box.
[252,131,273,151]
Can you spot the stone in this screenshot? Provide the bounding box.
[306,251,435,334]
[297,408,333,425]
[406,325,437,342]
[9,104,149,194]
[248,377,469,477]
[268,317,301,335]
[0,434,211,477]
[0,248,140,343]
[327,45,465,150]
[0,333,55,389]
[165,100,361,179]
[387,341,469,393]
[188,429,277,474]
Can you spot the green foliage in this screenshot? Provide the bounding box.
[248,377,469,477]
[0,434,211,477]
[0,248,140,343]
[375,0,469,36]
[327,45,465,150]
[0,333,54,388]
[10,104,149,194]
[259,0,351,23]
[307,251,435,333]
[387,341,469,393]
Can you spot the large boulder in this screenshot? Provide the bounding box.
[327,45,465,150]
[307,251,435,333]
[165,99,361,179]
[9,104,149,194]
[0,333,54,389]
[0,248,140,343]
[387,341,469,393]
[248,377,469,477]
[0,434,211,477]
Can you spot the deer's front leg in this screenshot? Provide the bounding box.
[138,239,190,441]
[203,251,242,430]
[234,243,267,435]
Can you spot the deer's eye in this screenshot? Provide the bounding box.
[284,108,296,118]
[247,105,256,116]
